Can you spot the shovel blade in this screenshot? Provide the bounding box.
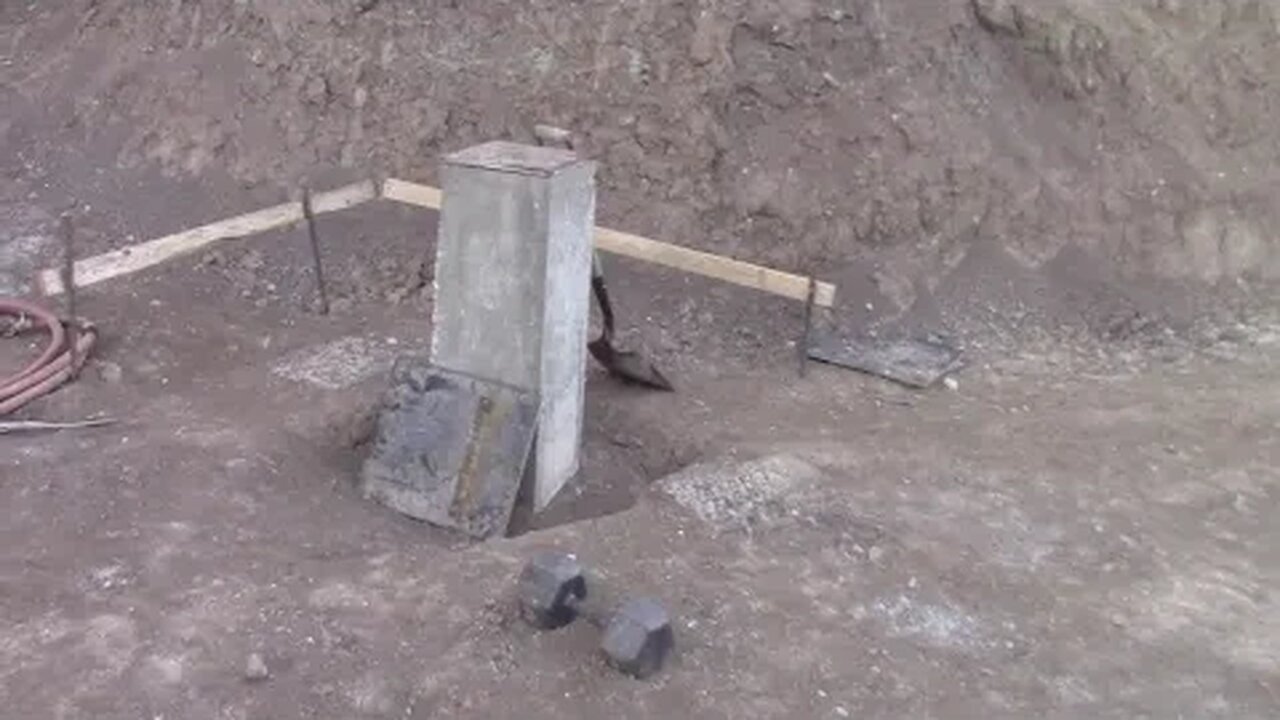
[589,338,674,391]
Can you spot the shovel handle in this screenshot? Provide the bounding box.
[590,252,617,343]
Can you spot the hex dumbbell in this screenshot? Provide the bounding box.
[517,551,675,679]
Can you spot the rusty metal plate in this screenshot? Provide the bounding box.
[808,332,963,389]
[360,358,539,539]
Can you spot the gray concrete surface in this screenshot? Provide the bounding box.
[431,141,597,511]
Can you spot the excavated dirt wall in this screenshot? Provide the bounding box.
[3,1,1278,328]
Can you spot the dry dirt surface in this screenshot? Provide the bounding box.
[2,0,1280,718]
[1,259,1278,718]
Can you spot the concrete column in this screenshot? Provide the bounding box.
[430,141,596,511]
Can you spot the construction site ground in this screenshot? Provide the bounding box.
[1,170,1278,718]
[4,1,1280,718]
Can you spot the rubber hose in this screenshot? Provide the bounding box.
[0,298,97,416]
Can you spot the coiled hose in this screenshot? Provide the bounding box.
[0,298,96,415]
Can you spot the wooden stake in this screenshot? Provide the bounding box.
[301,188,330,315]
[799,275,817,378]
[59,213,80,378]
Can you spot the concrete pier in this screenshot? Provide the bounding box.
[430,141,596,511]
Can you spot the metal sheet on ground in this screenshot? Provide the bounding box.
[808,333,963,388]
[360,358,539,539]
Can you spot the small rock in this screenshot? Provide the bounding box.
[1218,325,1250,344]
[534,124,573,147]
[867,545,885,563]
[244,653,269,681]
[689,12,721,65]
[304,75,331,104]
[95,360,124,384]
[1233,493,1249,514]
[385,287,410,305]
[943,376,960,391]
[238,249,265,272]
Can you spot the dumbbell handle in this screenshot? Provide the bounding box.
[565,575,623,629]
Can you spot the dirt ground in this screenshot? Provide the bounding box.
[3,1,1280,718]
[2,166,1279,718]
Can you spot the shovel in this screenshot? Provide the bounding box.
[532,125,672,391]
[588,252,673,391]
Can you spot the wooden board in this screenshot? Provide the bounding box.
[36,176,837,309]
[382,177,442,209]
[379,178,837,307]
[593,226,836,307]
[37,181,378,295]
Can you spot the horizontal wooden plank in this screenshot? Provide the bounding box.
[379,178,837,307]
[382,177,442,209]
[593,226,836,307]
[38,180,378,295]
[37,176,837,309]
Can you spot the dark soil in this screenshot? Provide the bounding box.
[2,1,1280,718]
[4,1,1278,331]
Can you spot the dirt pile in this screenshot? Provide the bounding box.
[3,0,1278,330]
